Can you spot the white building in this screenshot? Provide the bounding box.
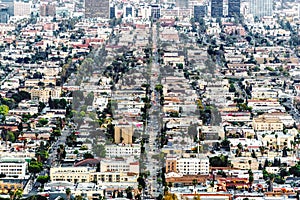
[105,144,141,158]
[249,0,273,18]
[176,157,209,175]
[100,157,139,174]
[14,0,32,16]
[0,158,28,178]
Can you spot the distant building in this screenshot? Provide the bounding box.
[211,0,223,17]
[125,6,133,17]
[228,0,240,17]
[14,0,31,17]
[114,125,133,144]
[0,158,27,178]
[0,4,9,23]
[1,0,13,16]
[166,156,209,175]
[105,144,141,158]
[109,6,115,19]
[40,3,56,17]
[194,5,207,19]
[249,0,273,18]
[176,0,188,9]
[85,0,109,19]
[151,4,160,20]
[252,115,284,132]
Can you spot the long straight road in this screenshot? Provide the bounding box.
[143,22,164,198]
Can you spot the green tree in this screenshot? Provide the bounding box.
[0,105,9,116]
[28,160,43,175]
[36,175,50,188]
[83,152,94,159]
[38,118,49,126]
[66,188,71,200]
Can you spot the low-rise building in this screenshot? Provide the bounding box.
[253,115,284,132]
[0,158,27,178]
[166,156,209,175]
[105,144,141,158]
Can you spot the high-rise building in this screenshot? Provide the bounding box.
[125,6,133,17]
[249,0,273,18]
[110,6,115,19]
[85,0,109,18]
[176,0,188,8]
[0,0,13,16]
[211,0,223,18]
[0,4,9,23]
[14,0,31,17]
[40,3,56,16]
[228,0,240,17]
[194,5,207,19]
[151,4,160,20]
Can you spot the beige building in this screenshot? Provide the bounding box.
[50,167,93,183]
[163,51,185,66]
[253,116,284,132]
[114,125,133,144]
[261,133,294,150]
[165,155,209,175]
[50,166,138,184]
[230,157,259,170]
[21,86,62,103]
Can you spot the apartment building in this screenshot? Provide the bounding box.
[50,167,95,183]
[253,116,284,132]
[166,156,209,175]
[251,88,278,99]
[261,133,293,150]
[50,166,138,184]
[100,158,139,174]
[14,0,31,16]
[0,158,27,178]
[105,144,141,158]
[24,86,62,103]
[114,125,133,144]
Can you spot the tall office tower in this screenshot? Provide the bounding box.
[228,0,240,17]
[0,4,8,23]
[110,5,115,19]
[40,3,56,16]
[85,0,109,18]
[14,0,31,16]
[176,0,188,8]
[211,0,223,17]
[194,5,207,19]
[249,0,273,18]
[125,6,133,17]
[1,0,13,16]
[151,4,160,20]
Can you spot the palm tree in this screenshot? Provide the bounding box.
[268,174,275,192]
[66,188,71,200]
[248,160,252,170]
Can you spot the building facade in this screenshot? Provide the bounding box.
[211,0,223,18]
[228,0,240,17]
[249,0,273,18]
[0,158,27,178]
[0,4,9,23]
[85,0,109,18]
[13,0,31,17]
[105,144,141,158]
[166,156,209,175]
[253,116,284,132]
[151,4,160,20]
[194,5,207,19]
[40,3,56,16]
